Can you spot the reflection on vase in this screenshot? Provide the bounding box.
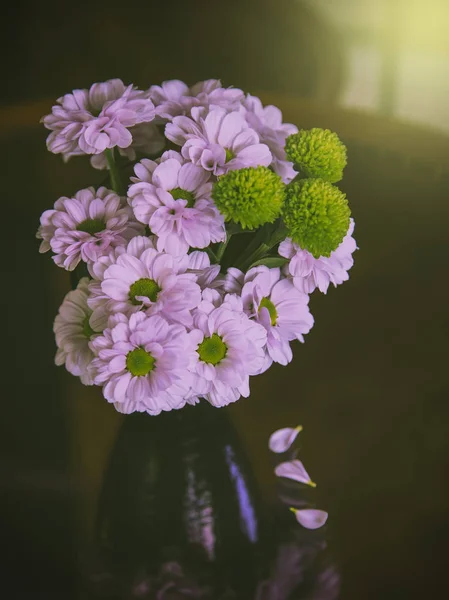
[83,400,340,599]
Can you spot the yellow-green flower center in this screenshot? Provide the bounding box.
[285,128,347,184]
[225,148,235,162]
[212,166,285,230]
[170,187,196,208]
[77,218,106,235]
[82,315,95,338]
[259,297,278,326]
[197,333,227,365]
[129,278,161,305]
[283,178,350,258]
[126,348,156,376]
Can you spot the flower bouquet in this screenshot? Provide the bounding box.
[38,78,356,412]
[37,78,356,596]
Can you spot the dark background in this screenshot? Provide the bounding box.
[2,0,449,598]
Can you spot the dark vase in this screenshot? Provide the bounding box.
[91,400,267,598]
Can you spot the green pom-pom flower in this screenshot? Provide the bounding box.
[283,179,350,258]
[285,128,347,183]
[212,166,285,230]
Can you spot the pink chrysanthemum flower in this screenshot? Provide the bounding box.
[149,79,192,120]
[189,300,267,407]
[279,218,357,294]
[87,236,155,331]
[87,238,214,330]
[183,250,222,290]
[195,287,225,316]
[240,267,314,366]
[90,122,165,170]
[54,278,100,385]
[37,186,144,271]
[189,79,245,112]
[89,239,201,329]
[149,79,245,122]
[89,312,196,415]
[244,94,298,183]
[222,267,245,294]
[165,106,272,176]
[128,152,225,255]
[42,79,155,160]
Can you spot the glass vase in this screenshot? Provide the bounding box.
[92,400,266,597]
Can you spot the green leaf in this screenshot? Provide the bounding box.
[249,257,288,268]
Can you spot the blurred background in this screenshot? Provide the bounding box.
[1,0,448,598]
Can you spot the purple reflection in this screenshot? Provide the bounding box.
[183,454,216,560]
[224,444,258,543]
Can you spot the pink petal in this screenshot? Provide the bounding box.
[101,277,131,301]
[108,354,126,374]
[268,426,302,453]
[178,162,209,191]
[126,235,156,257]
[267,336,293,366]
[153,159,181,190]
[113,372,132,403]
[231,128,259,154]
[204,108,226,144]
[88,198,106,220]
[217,111,245,147]
[237,144,272,167]
[292,508,328,530]
[150,252,174,280]
[275,459,316,487]
[63,198,87,223]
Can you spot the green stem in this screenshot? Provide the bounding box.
[215,233,232,263]
[235,224,271,268]
[205,247,218,263]
[237,221,288,271]
[238,243,271,271]
[105,148,125,195]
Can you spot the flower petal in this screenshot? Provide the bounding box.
[275,459,316,487]
[291,508,328,530]
[268,426,302,453]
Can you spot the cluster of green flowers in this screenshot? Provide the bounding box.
[212,127,350,260]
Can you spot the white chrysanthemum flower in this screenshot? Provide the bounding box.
[54,278,100,385]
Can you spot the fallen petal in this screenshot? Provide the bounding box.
[290,508,328,529]
[275,459,316,487]
[268,425,302,453]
